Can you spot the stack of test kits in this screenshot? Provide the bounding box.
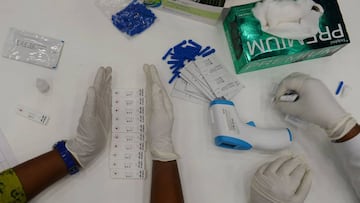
[172,54,243,103]
[110,89,146,179]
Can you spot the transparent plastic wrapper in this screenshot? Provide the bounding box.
[2,28,64,69]
[95,0,132,19]
[96,0,157,36]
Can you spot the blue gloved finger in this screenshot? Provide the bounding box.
[264,155,292,175]
[293,169,312,202]
[81,87,97,118]
[277,156,304,176]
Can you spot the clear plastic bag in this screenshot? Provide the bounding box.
[2,28,64,69]
[95,0,132,19]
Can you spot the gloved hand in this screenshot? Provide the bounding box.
[250,155,312,203]
[274,73,357,140]
[66,67,112,167]
[143,64,178,161]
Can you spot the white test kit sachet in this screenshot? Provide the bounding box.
[172,54,243,103]
[2,28,64,69]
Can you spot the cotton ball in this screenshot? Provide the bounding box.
[266,0,314,27]
[252,0,324,39]
[252,0,272,28]
[36,78,50,93]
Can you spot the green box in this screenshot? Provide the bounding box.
[161,0,225,25]
[223,0,350,74]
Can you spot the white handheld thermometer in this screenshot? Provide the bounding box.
[209,99,292,151]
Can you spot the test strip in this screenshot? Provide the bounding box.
[110,88,146,180]
[181,63,216,100]
[112,133,145,143]
[195,55,243,99]
[110,168,145,179]
[16,105,50,125]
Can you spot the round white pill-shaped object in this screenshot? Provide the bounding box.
[36,78,50,93]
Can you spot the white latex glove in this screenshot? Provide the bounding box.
[143,64,178,161]
[66,67,112,167]
[251,155,312,203]
[274,72,357,140]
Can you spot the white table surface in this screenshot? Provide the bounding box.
[0,0,359,202]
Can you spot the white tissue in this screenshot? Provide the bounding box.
[252,0,324,40]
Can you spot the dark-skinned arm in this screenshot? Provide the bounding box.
[13,150,74,200]
[151,160,184,203]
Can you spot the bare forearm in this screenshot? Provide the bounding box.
[334,124,360,143]
[151,160,184,203]
[13,150,69,200]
